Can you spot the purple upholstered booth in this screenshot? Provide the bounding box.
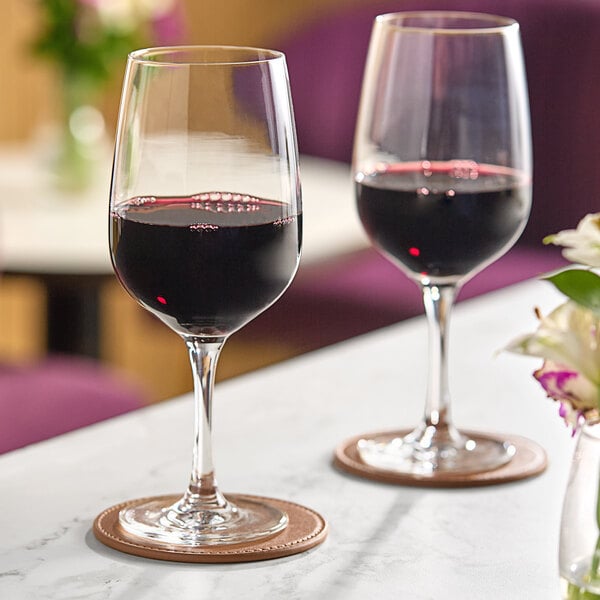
[239,0,599,355]
[0,356,145,454]
[281,0,600,247]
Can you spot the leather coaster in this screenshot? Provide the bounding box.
[93,493,328,563]
[334,430,547,488]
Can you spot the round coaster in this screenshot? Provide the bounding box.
[93,493,328,563]
[333,430,547,488]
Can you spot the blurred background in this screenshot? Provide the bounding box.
[1,0,357,142]
[1,0,598,453]
[0,0,362,404]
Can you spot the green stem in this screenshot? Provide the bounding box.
[566,581,600,599]
[573,465,600,599]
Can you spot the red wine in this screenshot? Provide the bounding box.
[356,161,530,282]
[111,193,301,337]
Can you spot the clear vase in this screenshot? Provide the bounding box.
[560,422,600,599]
[53,75,108,192]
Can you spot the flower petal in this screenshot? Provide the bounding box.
[504,301,600,384]
[545,213,600,267]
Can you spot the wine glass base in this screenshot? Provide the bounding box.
[334,429,547,487]
[119,494,288,546]
[357,428,516,477]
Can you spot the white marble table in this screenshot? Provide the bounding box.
[0,278,574,598]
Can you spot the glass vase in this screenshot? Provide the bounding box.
[53,75,108,192]
[560,421,600,599]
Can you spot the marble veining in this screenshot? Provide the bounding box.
[0,280,574,599]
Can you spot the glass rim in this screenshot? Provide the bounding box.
[128,45,285,67]
[376,11,518,34]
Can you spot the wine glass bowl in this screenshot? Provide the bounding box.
[111,191,301,340]
[109,46,301,545]
[356,160,531,285]
[352,12,532,478]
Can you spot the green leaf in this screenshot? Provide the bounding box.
[544,269,600,314]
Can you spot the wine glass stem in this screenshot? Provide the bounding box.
[183,336,227,509]
[421,284,459,436]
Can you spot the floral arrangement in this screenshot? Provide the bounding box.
[505,213,600,432]
[33,0,184,91]
[31,0,184,189]
[506,215,600,598]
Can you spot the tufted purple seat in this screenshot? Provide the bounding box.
[238,0,597,354]
[243,245,566,353]
[0,356,145,454]
[279,0,600,246]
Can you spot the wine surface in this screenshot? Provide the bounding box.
[111,193,301,337]
[356,161,530,281]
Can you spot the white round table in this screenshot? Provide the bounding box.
[0,146,368,355]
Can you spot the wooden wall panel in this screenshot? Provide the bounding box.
[0,0,57,141]
[0,0,361,142]
[0,276,46,362]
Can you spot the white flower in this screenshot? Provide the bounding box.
[505,301,600,423]
[506,301,600,386]
[545,213,600,268]
[80,0,175,31]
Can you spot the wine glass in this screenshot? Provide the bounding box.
[109,46,301,545]
[353,12,532,479]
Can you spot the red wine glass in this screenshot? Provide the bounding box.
[353,13,532,479]
[109,46,301,545]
